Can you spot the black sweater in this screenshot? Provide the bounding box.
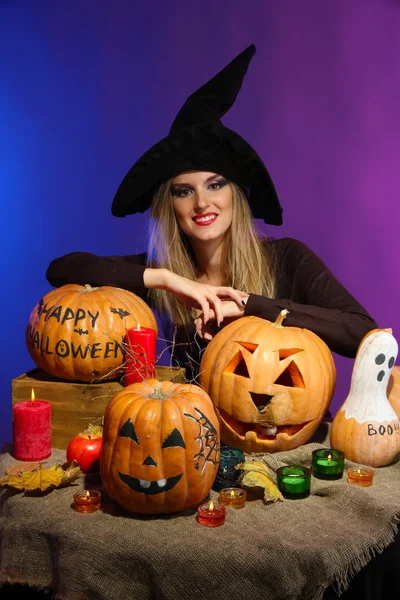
[46,237,377,374]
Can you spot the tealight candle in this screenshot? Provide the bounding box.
[73,490,102,513]
[219,487,247,509]
[312,448,344,480]
[13,389,52,461]
[213,446,244,490]
[124,324,156,385]
[347,466,374,487]
[276,466,311,499]
[197,500,226,527]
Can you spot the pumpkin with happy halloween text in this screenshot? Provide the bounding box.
[330,328,400,467]
[199,311,336,453]
[100,379,220,514]
[26,284,157,382]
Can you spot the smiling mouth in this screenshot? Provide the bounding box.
[219,409,311,440]
[118,472,183,495]
[192,214,217,226]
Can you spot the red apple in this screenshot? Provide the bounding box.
[66,433,102,473]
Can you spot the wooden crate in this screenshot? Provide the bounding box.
[12,366,186,450]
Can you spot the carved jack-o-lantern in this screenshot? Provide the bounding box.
[100,379,220,514]
[199,312,336,453]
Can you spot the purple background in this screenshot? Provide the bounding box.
[1,1,399,446]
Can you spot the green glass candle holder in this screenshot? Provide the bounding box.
[312,448,345,480]
[276,465,311,499]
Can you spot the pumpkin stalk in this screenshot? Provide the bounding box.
[149,387,168,400]
[271,309,289,328]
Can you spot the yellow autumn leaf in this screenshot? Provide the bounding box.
[236,460,284,503]
[236,460,275,478]
[0,461,82,492]
[21,464,65,491]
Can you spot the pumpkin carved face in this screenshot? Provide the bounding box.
[100,379,220,514]
[199,313,336,453]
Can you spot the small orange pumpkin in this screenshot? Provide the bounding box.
[100,379,220,514]
[26,284,157,382]
[330,328,400,467]
[199,311,336,453]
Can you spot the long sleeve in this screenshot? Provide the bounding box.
[46,252,149,301]
[244,238,378,358]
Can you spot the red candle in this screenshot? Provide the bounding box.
[197,500,226,527]
[124,324,156,385]
[13,389,52,461]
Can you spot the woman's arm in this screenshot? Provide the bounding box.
[46,251,149,298]
[244,238,378,358]
[46,251,246,322]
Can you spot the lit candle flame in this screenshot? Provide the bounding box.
[85,490,90,498]
[209,501,214,510]
[136,322,141,331]
[31,388,35,402]
[357,468,361,475]
[230,490,235,497]
[327,454,332,461]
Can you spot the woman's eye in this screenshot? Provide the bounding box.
[172,187,192,197]
[209,178,227,190]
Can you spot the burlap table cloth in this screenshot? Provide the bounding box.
[1,425,399,600]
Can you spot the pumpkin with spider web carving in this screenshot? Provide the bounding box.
[199,311,336,453]
[100,379,220,514]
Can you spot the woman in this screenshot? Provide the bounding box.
[46,45,377,379]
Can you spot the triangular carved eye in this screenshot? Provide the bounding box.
[119,419,139,443]
[275,360,305,388]
[237,342,258,353]
[278,348,303,359]
[224,351,251,378]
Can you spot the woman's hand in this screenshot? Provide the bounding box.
[166,273,247,325]
[193,299,249,341]
[144,267,248,326]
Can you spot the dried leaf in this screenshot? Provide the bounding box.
[22,464,64,491]
[236,460,276,478]
[61,462,82,485]
[82,423,103,437]
[236,460,284,503]
[4,462,41,477]
[0,462,82,493]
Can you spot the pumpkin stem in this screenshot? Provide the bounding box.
[83,284,99,292]
[271,309,289,328]
[148,387,168,400]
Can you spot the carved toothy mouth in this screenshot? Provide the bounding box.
[219,409,312,440]
[118,472,183,495]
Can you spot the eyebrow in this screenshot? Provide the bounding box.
[171,174,221,187]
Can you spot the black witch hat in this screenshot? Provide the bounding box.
[111,44,283,225]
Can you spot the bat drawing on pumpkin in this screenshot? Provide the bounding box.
[109,307,131,319]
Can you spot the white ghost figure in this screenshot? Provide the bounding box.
[330,328,400,467]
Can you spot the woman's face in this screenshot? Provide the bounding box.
[171,171,233,246]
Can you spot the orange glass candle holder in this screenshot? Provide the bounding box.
[197,500,226,527]
[219,487,247,509]
[347,466,374,487]
[73,490,101,513]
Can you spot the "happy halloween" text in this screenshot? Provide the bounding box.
[27,327,123,359]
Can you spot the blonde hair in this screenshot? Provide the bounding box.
[147,179,276,326]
